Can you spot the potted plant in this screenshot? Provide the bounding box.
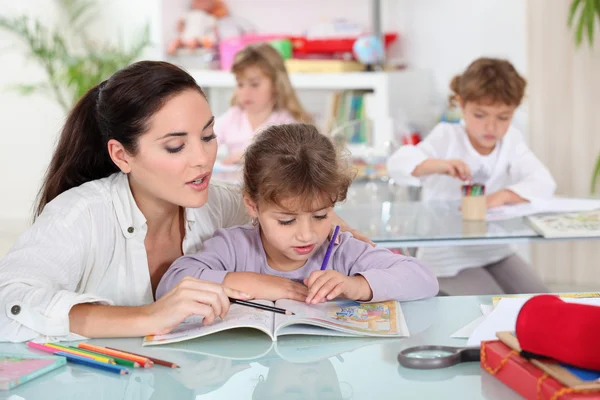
[568,0,600,192]
[0,0,151,112]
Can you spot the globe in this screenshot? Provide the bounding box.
[352,35,385,65]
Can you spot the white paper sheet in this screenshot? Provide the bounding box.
[450,314,487,338]
[466,297,600,346]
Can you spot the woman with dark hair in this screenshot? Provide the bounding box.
[0,61,365,343]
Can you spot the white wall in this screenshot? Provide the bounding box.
[0,0,161,230]
[0,2,65,226]
[0,0,526,231]
[397,0,527,100]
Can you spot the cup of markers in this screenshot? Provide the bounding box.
[461,183,486,221]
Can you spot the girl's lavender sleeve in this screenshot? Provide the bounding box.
[156,228,238,299]
[332,233,439,302]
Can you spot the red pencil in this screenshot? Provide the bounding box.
[106,347,179,368]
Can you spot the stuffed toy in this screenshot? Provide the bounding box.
[167,0,229,55]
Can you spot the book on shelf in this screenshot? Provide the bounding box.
[143,300,408,346]
[324,90,374,143]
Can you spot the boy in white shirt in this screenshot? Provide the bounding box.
[387,57,556,295]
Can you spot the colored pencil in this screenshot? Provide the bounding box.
[26,342,128,375]
[462,184,486,197]
[229,298,294,315]
[78,343,153,367]
[44,343,116,364]
[106,347,179,368]
[320,225,340,271]
[27,341,69,355]
[71,347,139,368]
[55,351,129,375]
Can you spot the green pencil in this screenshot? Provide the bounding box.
[68,346,139,368]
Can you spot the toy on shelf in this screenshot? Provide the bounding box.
[167,0,229,55]
[353,35,385,70]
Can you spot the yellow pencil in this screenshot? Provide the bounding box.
[44,343,116,364]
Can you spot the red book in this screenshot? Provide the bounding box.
[480,340,600,399]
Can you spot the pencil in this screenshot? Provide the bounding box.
[320,225,340,271]
[72,347,140,368]
[78,343,153,368]
[229,298,294,315]
[106,348,179,368]
[26,342,128,375]
[44,343,116,364]
[55,351,129,375]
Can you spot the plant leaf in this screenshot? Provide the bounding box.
[576,2,587,46]
[591,153,600,193]
[586,0,595,45]
[569,0,583,26]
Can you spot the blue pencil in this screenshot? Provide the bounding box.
[55,351,129,375]
[320,225,340,270]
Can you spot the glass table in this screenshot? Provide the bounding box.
[0,295,523,400]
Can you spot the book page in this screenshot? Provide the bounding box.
[143,300,276,346]
[273,299,409,337]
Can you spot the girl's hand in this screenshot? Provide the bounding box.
[141,277,251,335]
[223,272,308,302]
[304,270,372,304]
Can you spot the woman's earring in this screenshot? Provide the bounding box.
[252,217,259,226]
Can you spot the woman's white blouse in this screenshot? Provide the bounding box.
[0,172,248,342]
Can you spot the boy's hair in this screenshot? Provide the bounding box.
[231,42,312,123]
[243,123,355,211]
[449,57,527,107]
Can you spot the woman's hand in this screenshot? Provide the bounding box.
[330,213,375,247]
[141,277,251,335]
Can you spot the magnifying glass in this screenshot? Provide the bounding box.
[397,345,480,369]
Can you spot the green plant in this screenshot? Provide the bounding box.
[569,0,600,47]
[0,0,151,112]
[569,1,600,192]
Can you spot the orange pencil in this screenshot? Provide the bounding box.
[106,347,179,368]
[78,343,153,368]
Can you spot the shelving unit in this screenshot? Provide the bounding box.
[191,69,433,156]
[150,0,435,157]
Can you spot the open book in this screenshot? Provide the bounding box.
[526,209,600,238]
[143,299,409,346]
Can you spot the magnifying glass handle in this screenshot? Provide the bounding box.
[460,347,481,362]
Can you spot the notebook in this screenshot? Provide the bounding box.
[0,353,66,390]
[143,299,409,346]
[526,209,600,238]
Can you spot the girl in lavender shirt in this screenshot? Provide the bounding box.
[158,124,439,304]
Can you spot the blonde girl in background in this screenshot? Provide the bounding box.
[215,42,312,164]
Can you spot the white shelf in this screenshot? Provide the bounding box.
[190,69,410,90]
[192,68,434,157]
